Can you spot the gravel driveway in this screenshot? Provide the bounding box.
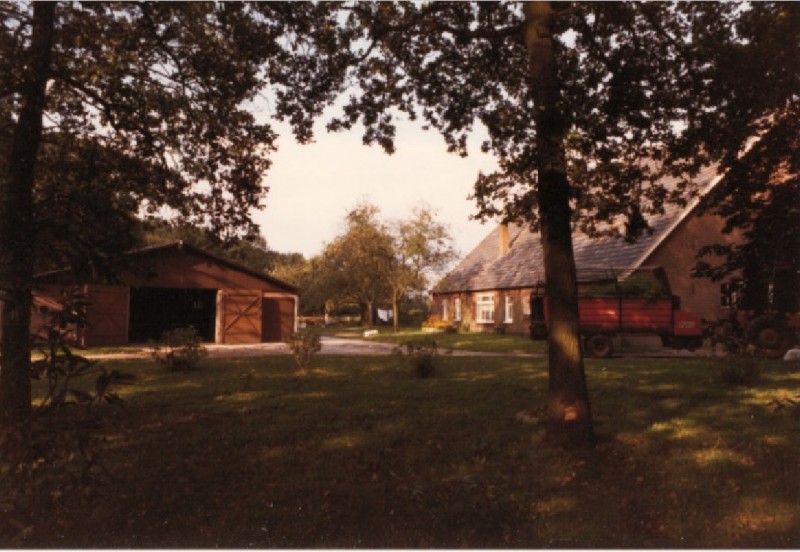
[85,336,515,360]
[85,336,705,360]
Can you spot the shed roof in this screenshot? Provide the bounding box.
[35,240,298,294]
[436,164,723,293]
[133,241,299,293]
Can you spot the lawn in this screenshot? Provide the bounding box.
[13,353,800,547]
[321,324,549,354]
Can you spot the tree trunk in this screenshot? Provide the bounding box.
[392,291,399,333]
[0,2,56,425]
[363,300,374,327]
[524,2,596,448]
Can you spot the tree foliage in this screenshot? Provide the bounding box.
[139,218,303,276]
[309,202,456,327]
[315,203,395,326]
[318,1,797,447]
[0,1,348,422]
[691,4,799,312]
[332,2,795,238]
[389,206,458,331]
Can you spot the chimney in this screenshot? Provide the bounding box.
[498,224,509,257]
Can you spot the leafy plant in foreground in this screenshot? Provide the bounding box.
[0,289,133,544]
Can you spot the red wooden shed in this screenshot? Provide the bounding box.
[31,241,298,347]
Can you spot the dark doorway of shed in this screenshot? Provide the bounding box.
[129,287,217,343]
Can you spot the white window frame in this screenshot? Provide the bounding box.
[522,293,531,316]
[476,294,495,324]
[454,298,461,322]
[504,295,514,323]
[442,299,449,321]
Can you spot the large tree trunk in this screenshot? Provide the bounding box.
[524,2,596,448]
[0,3,56,424]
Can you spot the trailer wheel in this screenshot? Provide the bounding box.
[586,334,614,358]
[746,316,792,359]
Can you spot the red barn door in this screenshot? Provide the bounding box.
[219,290,262,344]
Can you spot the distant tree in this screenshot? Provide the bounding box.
[316,203,395,326]
[268,254,331,317]
[266,252,307,284]
[0,2,348,423]
[139,219,302,275]
[389,206,457,332]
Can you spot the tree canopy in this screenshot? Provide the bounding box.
[315,1,797,446]
[0,1,347,421]
[303,202,456,326]
[314,203,396,327]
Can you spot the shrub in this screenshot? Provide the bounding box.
[421,314,457,333]
[715,357,762,386]
[393,339,440,378]
[150,326,208,371]
[710,332,762,387]
[286,329,322,372]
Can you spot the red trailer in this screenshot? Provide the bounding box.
[529,267,704,358]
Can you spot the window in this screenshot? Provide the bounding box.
[721,280,743,308]
[454,298,461,322]
[442,299,449,321]
[504,296,513,323]
[522,293,531,316]
[476,294,494,323]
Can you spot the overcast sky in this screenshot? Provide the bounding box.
[251,117,501,260]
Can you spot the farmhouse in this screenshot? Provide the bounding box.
[432,164,744,335]
[30,241,298,346]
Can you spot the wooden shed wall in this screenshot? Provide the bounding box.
[29,246,298,346]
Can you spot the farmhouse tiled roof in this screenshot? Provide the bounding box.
[437,164,722,293]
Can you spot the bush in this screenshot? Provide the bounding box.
[421,315,457,333]
[710,331,762,386]
[286,329,322,372]
[393,339,440,378]
[150,326,208,371]
[713,355,762,387]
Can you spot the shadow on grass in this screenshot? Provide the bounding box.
[19,355,800,548]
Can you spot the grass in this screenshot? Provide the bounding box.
[320,324,549,354]
[14,353,800,547]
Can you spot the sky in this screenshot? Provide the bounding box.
[251,117,501,261]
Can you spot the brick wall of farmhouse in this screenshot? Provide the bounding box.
[646,210,743,322]
[434,289,534,335]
